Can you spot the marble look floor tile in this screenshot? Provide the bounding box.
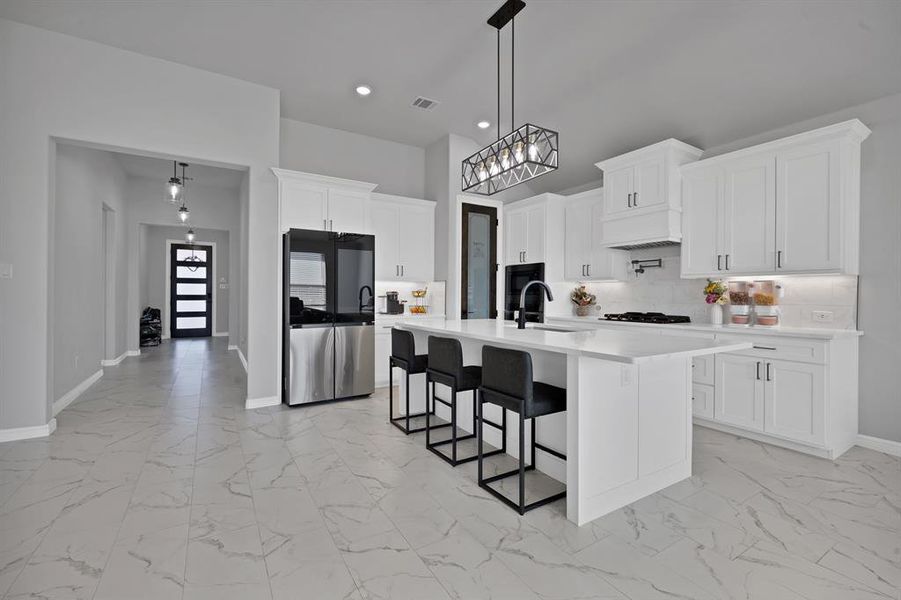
[184,523,268,586]
[417,530,541,600]
[817,541,901,599]
[5,523,118,600]
[378,485,459,550]
[268,558,359,600]
[94,526,188,600]
[575,535,718,600]
[522,500,611,554]
[118,478,192,539]
[0,523,49,597]
[589,505,683,556]
[50,479,135,534]
[182,581,274,600]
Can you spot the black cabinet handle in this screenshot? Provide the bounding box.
[725,254,730,270]
[766,363,772,381]
[633,192,638,206]
[756,361,761,380]
[717,255,722,271]
[777,250,783,268]
[754,345,777,351]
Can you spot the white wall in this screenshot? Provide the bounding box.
[280,118,425,198]
[141,225,230,337]
[126,175,241,347]
[52,143,129,402]
[0,18,280,431]
[695,92,901,444]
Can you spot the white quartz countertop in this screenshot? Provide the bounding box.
[546,315,863,340]
[396,318,752,364]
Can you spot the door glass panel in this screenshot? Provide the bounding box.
[176,300,206,312]
[467,212,491,319]
[176,248,207,261]
[176,266,207,279]
[177,282,206,296]
[176,316,206,329]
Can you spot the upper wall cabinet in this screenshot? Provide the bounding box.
[503,193,566,277]
[594,139,703,248]
[272,168,377,234]
[563,189,629,281]
[680,120,870,278]
[370,193,435,282]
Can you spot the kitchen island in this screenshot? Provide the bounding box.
[395,319,752,525]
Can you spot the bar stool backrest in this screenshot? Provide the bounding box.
[391,329,416,364]
[427,336,464,380]
[481,346,533,407]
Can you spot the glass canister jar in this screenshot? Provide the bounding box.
[753,281,781,326]
[728,281,752,326]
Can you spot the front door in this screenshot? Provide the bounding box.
[170,243,213,338]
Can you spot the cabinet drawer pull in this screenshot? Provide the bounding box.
[627,193,632,208]
[756,361,761,380]
[725,254,730,270]
[323,219,327,230]
[777,250,783,268]
[633,191,638,206]
[586,264,590,277]
[717,255,722,270]
[753,345,777,351]
[329,219,333,231]
[766,362,772,381]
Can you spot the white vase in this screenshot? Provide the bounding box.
[709,304,723,325]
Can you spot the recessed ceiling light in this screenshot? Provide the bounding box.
[355,85,372,97]
[477,120,491,129]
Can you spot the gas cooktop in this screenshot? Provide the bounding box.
[602,312,691,324]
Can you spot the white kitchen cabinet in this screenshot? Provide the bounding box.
[370,193,435,282]
[604,167,634,216]
[505,198,549,264]
[681,120,869,277]
[764,360,825,446]
[633,157,666,210]
[692,383,715,419]
[714,353,764,432]
[272,168,377,234]
[775,139,842,273]
[563,190,628,281]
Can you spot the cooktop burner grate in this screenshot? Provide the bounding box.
[602,312,692,324]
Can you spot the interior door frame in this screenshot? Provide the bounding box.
[460,202,498,319]
[164,239,217,338]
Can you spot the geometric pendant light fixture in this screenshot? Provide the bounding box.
[462,0,558,196]
[166,161,187,203]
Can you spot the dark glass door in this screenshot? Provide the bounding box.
[170,243,213,338]
[334,233,375,325]
[461,204,498,319]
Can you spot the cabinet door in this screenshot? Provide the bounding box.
[398,205,434,281]
[505,209,527,264]
[374,330,391,387]
[370,202,399,280]
[722,155,776,274]
[714,354,764,431]
[604,167,633,215]
[633,157,664,209]
[327,189,368,234]
[524,204,546,263]
[692,383,715,419]
[764,361,825,446]
[281,181,328,231]
[775,140,841,273]
[681,169,722,276]
[564,200,592,279]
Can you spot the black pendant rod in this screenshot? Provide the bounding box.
[511,16,514,131]
[497,28,501,142]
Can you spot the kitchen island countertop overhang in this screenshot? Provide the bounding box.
[393,318,752,525]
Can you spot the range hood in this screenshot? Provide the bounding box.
[597,207,683,250]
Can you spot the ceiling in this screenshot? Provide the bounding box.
[114,153,246,190]
[2,1,900,193]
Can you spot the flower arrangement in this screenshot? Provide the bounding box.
[570,285,596,307]
[703,280,728,305]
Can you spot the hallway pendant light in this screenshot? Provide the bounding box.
[166,161,187,203]
[461,0,558,196]
[178,205,190,222]
[185,228,195,244]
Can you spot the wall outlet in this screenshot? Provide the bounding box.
[812,310,834,323]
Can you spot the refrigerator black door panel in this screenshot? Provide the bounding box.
[335,233,375,325]
[286,229,336,326]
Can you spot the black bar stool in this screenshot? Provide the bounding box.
[426,336,505,466]
[478,345,567,515]
[389,329,451,435]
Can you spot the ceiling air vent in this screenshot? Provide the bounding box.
[411,96,440,110]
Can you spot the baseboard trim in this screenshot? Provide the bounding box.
[229,346,247,372]
[53,369,103,416]
[101,352,127,367]
[0,418,57,443]
[213,331,229,337]
[245,396,280,410]
[857,434,901,458]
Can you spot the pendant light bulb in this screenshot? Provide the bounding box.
[477,162,488,182]
[178,205,190,222]
[166,161,183,202]
[185,228,195,243]
[500,148,510,170]
[488,157,499,177]
[513,141,525,164]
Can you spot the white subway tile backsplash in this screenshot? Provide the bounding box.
[546,245,858,330]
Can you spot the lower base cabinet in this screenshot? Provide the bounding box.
[764,360,825,446]
[691,383,714,420]
[714,354,765,432]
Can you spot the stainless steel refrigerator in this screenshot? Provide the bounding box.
[283,229,375,405]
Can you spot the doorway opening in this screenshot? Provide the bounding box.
[101,204,116,360]
[170,243,213,338]
[461,203,498,319]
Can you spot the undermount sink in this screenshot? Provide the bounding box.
[527,325,581,333]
